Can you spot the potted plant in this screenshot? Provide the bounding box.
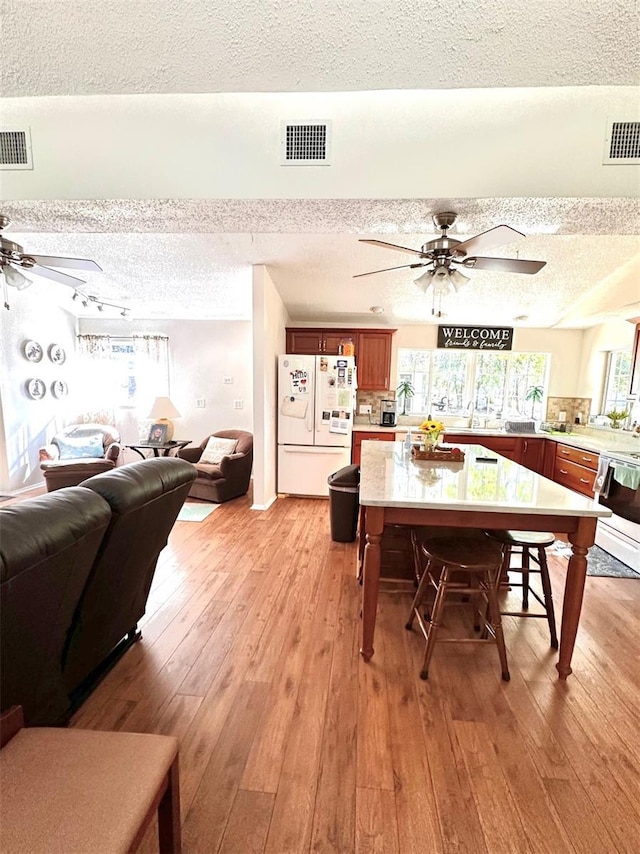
[525,385,544,417]
[396,380,415,416]
[606,408,629,429]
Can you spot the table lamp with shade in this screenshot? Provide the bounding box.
[148,396,181,441]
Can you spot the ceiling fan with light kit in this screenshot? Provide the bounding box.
[355,212,546,314]
[0,214,128,315]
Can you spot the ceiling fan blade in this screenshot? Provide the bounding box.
[353,262,427,278]
[463,256,547,274]
[23,254,102,272]
[30,264,88,286]
[452,225,525,258]
[359,239,425,257]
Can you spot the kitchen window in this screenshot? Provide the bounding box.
[398,349,548,420]
[601,350,632,414]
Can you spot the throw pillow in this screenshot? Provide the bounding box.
[200,436,238,465]
[56,434,105,460]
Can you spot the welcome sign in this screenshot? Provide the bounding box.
[437,325,514,351]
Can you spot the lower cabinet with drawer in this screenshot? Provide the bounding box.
[552,443,599,497]
[352,431,395,466]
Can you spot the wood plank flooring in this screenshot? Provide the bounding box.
[69,494,640,853]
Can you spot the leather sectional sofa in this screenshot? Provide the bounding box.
[0,457,196,726]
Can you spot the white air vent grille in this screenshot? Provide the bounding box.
[603,120,640,165]
[0,129,33,170]
[281,121,331,165]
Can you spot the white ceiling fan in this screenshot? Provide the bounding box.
[0,214,103,292]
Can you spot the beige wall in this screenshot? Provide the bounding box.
[578,318,636,414]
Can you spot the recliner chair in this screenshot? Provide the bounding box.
[39,423,121,492]
[177,429,253,503]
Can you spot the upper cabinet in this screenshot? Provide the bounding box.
[630,323,640,396]
[286,327,396,390]
[285,329,352,355]
[355,330,394,391]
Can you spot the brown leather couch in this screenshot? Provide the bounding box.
[39,423,121,492]
[0,458,196,725]
[178,429,253,502]
[0,488,112,725]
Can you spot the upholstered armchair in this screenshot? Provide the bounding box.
[39,423,121,492]
[177,429,253,503]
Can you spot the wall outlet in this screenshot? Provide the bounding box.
[233,399,244,410]
[359,404,372,415]
[195,398,206,408]
[223,376,233,384]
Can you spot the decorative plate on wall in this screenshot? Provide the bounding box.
[23,340,43,362]
[51,380,69,399]
[48,343,66,365]
[26,378,47,400]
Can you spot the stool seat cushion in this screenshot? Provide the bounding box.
[485,529,555,547]
[421,535,503,569]
[0,727,178,854]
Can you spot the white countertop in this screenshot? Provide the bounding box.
[359,440,612,518]
[352,424,640,464]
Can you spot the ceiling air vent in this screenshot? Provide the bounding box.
[0,128,33,170]
[603,120,640,165]
[281,121,331,165]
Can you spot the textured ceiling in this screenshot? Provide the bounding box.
[1,0,638,97]
[1,2,639,327]
[3,199,639,327]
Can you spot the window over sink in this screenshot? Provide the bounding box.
[398,349,549,421]
[601,349,632,417]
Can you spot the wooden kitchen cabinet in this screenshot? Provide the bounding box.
[352,431,395,466]
[552,442,599,498]
[520,437,546,473]
[286,327,396,391]
[356,330,394,390]
[285,328,355,355]
[442,433,546,473]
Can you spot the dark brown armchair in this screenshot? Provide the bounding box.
[177,429,253,503]
[39,424,121,492]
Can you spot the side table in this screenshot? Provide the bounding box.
[126,440,192,459]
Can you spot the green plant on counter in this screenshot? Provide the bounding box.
[396,380,415,416]
[606,408,629,429]
[525,385,544,417]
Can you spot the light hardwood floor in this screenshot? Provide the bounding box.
[70,493,640,853]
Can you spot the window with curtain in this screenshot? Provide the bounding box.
[77,335,170,423]
[398,348,549,420]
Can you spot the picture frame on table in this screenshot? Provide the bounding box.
[148,423,168,444]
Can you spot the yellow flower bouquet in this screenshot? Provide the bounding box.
[418,419,445,449]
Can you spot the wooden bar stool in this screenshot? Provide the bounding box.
[484,529,558,649]
[405,534,510,681]
[0,705,182,854]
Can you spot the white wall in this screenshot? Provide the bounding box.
[577,318,636,413]
[78,317,253,460]
[3,87,638,201]
[252,265,289,509]
[0,290,77,492]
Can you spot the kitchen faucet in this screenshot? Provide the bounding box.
[465,401,479,428]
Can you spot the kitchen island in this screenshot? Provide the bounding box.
[359,440,612,679]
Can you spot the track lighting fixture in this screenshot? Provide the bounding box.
[71,290,130,317]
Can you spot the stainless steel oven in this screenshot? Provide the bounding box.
[594,452,640,571]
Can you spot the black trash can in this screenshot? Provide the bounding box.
[327,464,360,542]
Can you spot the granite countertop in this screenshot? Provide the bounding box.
[352,423,639,463]
[358,440,612,518]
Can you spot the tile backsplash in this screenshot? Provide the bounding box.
[545,397,591,427]
[355,390,396,423]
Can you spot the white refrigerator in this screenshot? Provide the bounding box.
[277,354,357,497]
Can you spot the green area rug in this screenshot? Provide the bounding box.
[177,503,219,522]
